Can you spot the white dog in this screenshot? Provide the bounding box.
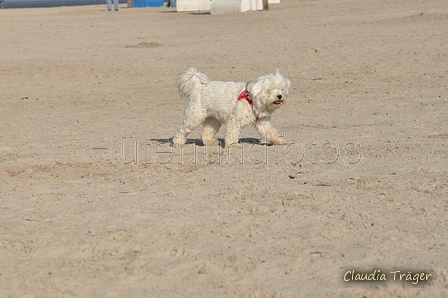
[173,67,291,148]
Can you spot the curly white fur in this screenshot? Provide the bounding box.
[173,67,291,148]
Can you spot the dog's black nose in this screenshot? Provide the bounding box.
[277,94,283,100]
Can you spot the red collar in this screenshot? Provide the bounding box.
[237,88,252,105]
[237,86,260,120]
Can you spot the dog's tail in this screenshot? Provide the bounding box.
[175,67,210,101]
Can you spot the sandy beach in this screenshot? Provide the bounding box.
[1,0,448,296]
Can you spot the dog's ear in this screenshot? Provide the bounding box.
[285,77,291,91]
[250,79,272,101]
[274,69,291,91]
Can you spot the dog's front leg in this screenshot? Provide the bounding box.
[225,116,242,148]
[255,117,286,145]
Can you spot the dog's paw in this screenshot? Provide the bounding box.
[270,138,287,145]
[172,139,185,148]
[203,139,220,147]
[172,135,187,148]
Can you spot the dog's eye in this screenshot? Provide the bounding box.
[277,94,283,100]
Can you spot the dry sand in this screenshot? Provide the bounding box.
[1,0,448,296]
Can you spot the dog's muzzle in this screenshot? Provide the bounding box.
[273,94,283,105]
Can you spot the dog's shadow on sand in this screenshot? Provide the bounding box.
[150,138,272,147]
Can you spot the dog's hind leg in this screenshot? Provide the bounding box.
[173,110,206,148]
[201,117,221,146]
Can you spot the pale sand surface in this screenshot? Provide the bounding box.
[1,0,448,296]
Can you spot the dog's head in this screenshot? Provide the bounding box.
[249,69,291,116]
